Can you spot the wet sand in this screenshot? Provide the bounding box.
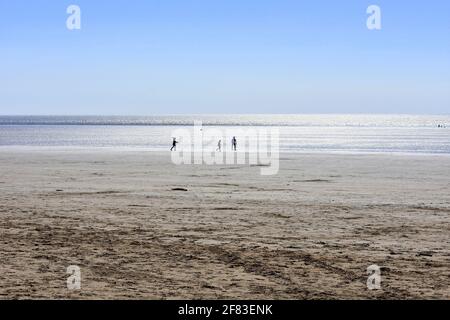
[0,149,449,299]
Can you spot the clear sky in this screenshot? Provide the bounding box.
[1,0,449,115]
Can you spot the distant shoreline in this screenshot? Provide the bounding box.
[1,146,450,157]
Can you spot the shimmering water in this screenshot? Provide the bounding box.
[0,115,449,154]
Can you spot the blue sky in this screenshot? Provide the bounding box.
[0,0,449,115]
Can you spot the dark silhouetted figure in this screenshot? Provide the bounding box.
[216,140,222,152]
[170,138,178,151]
[231,136,237,151]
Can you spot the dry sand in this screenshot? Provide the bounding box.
[0,149,449,299]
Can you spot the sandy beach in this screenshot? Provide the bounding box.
[0,149,449,299]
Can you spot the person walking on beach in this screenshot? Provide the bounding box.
[216,139,222,152]
[170,138,178,151]
[231,136,237,151]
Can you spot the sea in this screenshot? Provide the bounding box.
[0,114,449,155]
